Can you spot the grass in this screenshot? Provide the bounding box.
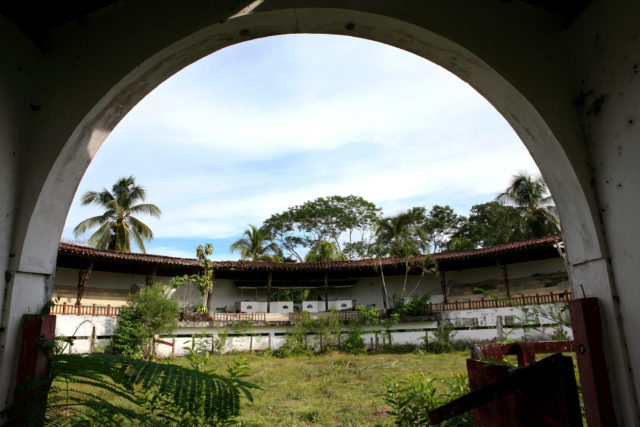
[170,351,469,426]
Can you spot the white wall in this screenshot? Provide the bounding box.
[56,303,571,355]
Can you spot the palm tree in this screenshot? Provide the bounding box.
[374,211,422,258]
[73,176,161,252]
[304,241,346,262]
[496,173,560,237]
[230,225,281,261]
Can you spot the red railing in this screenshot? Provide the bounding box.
[51,302,120,316]
[430,291,572,312]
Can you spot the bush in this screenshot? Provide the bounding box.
[392,294,433,316]
[385,372,472,426]
[110,306,146,357]
[343,320,367,354]
[110,283,180,359]
[422,322,458,354]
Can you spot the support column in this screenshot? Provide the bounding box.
[324,271,329,312]
[267,270,272,313]
[75,262,94,305]
[440,271,448,304]
[145,267,157,287]
[497,259,510,298]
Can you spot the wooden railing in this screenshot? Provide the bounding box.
[51,302,120,316]
[289,311,363,321]
[211,312,266,322]
[51,291,571,318]
[429,291,572,312]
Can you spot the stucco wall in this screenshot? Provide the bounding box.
[55,303,571,356]
[53,257,568,312]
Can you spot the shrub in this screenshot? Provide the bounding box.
[110,306,146,357]
[385,372,471,426]
[193,304,209,313]
[422,322,457,354]
[343,320,367,354]
[392,294,433,316]
[110,283,180,359]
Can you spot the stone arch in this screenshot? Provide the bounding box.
[2,1,636,421]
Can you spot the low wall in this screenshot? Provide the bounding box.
[54,303,572,356]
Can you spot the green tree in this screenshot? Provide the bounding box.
[496,173,560,237]
[447,236,476,252]
[419,205,466,253]
[455,202,525,247]
[374,210,423,258]
[230,225,281,261]
[262,195,381,260]
[304,241,346,261]
[73,176,161,252]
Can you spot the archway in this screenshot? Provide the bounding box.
[1,2,637,422]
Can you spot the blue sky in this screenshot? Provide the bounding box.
[62,34,540,260]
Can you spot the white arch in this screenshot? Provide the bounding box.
[1,2,637,421]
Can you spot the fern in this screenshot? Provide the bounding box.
[2,353,259,426]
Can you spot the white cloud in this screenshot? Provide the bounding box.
[63,34,541,254]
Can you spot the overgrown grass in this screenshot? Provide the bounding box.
[170,351,468,426]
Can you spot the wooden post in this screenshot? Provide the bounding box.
[250,335,253,352]
[92,304,96,316]
[497,259,511,298]
[107,304,111,316]
[324,271,329,312]
[145,268,157,287]
[440,271,448,304]
[267,270,272,313]
[172,338,176,357]
[76,262,94,305]
[62,302,67,314]
[90,326,96,352]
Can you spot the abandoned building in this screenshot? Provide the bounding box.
[1,1,639,424]
[52,235,572,355]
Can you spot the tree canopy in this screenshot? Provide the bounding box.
[73,176,161,253]
[261,195,381,261]
[495,173,559,237]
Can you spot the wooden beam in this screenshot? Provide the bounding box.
[145,267,157,287]
[497,259,511,298]
[324,271,329,312]
[75,262,94,305]
[267,270,272,313]
[440,271,448,304]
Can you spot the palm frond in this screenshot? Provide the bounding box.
[128,203,161,218]
[73,214,109,237]
[88,222,115,249]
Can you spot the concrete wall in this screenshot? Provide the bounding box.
[55,303,571,356]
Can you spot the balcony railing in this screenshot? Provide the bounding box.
[51,302,120,316]
[429,291,572,312]
[50,291,571,318]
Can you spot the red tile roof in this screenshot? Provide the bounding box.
[58,234,562,273]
